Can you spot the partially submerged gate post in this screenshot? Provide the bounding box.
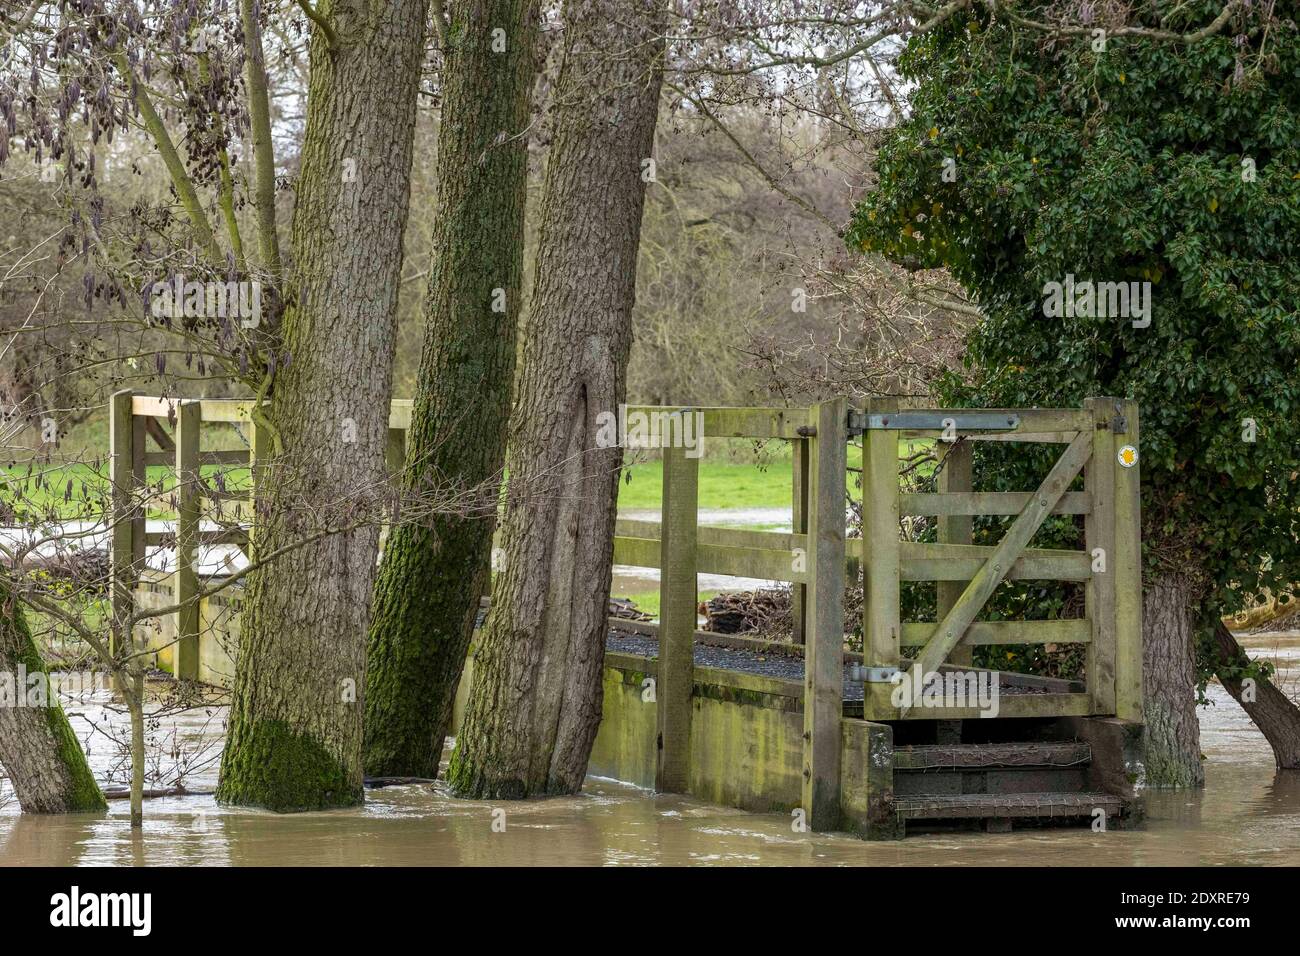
[633,401,849,830]
[108,390,145,663]
[1083,397,1117,716]
[1078,396,1152,725]
[1112,398,1144,721]
[656,441,698,792]
[173,399,202,680]
[860,396,902,719]
[802,398,847,830]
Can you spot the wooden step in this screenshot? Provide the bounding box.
[896,791,1122,821]
[894,742,1091,771]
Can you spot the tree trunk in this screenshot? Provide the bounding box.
[1142,571,1205,788]
[364,0,540,779]
[0,575,105,813]
[1213,618,1300,768]
[125,667,146,827]
[216,1,428,811]
[446,0,665,798]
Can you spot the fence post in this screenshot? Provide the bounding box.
[247,413,271,563]
[132,411,146,572]
[385,427,406,476]
[802,398,846,830]
[937,437,973,667]
[174,400,201,680]
[861,397,901,718]
[1084,397,1117,715]
[109,391,137,659]
[380,425,407,555]
[791,439,810,644]
[1113,399,1143,721]
[656,438,698,793]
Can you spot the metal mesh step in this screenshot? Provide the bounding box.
[894,742,1091,771]
[896,791,1122,820]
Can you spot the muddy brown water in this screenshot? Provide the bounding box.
[2,632,1298,866]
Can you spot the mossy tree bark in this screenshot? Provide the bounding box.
[447,0,665,798]
[216,1,428,811]
[364,0,540,779]
[0,575,106,813]
[1142,572,1206,788]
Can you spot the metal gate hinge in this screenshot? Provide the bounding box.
[847,410,867,436]
[849,664,899,684]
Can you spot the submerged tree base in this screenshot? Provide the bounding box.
[445,751,526,801]
[445,745,573,801]
[1141,575,1206,789]
[362,0,539,780]
[215,718,362,812]
[0,576,106,814]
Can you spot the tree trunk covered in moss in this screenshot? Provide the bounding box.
[447,0,665,798]
[0,575,105,813]
[1213,618,1300,769]
[216,1,428,811]
[363,0,540,779]
[1142,572,1205,788]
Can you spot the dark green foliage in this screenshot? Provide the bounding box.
[848,3,1300,686]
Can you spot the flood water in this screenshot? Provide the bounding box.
[3,631,1298,866]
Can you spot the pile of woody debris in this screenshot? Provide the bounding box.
[699,590,794,636]
[698,583,866,638]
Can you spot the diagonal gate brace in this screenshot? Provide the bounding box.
[904,431,1094,712]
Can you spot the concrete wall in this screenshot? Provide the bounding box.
[586,664,658,788]
[586,657,898,837]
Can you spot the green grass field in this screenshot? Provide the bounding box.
[615,457,793,513]
[613,438,921,516]
[3,439,934,522]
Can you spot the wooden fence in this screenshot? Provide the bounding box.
[108,392,1142,829]
[606,398,1142,829]
[609,400,848,826]
[107,390,414,678]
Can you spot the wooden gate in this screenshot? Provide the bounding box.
[855,397,1143,722]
